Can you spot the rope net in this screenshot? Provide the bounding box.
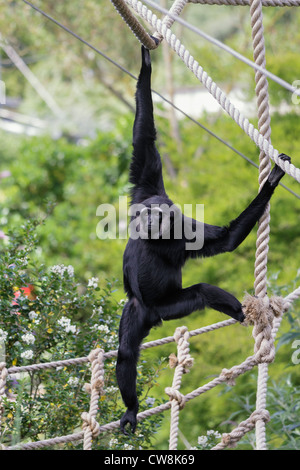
[1,0,300,451]
[1,288,299,450]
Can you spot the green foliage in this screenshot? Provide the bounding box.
[0,1,300,450]
[1,108,300,449]
[228,375,300,450]
[0,119,133,284]
[0,220,163,449]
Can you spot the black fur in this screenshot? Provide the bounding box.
[116,46,290,434]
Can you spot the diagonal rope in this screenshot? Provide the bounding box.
[109,0,158,49]
[188,0,300,6]
[141,0,300,97]
[125,0,300,183]
[20,0,300,198]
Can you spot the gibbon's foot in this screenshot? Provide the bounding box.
[235,307,245,323]
[120,409,137,435]
[268,153,291,187]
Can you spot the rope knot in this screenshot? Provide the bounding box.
[88,348,104,364]
[83,378,104,395]
[168,353,178,369]
[220,368,237,386]
[172,326,194,373]
[81,412,100,438]
[242,294,284,364]
[165,387,186,409]
[249,409,270,425]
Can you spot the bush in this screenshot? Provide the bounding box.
[0,219,163,449]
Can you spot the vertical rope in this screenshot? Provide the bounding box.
[165,326,193,450]
[81,349,104,450]
[250,0,272,450]
[251,0,272,298]
[0,362,8,438]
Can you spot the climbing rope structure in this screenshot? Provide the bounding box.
[1,0,300,451]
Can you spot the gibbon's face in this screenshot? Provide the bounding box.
[131,197,182,241]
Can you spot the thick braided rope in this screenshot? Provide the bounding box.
[215,295,284,450]
[81,349,104,450]
[212,409,270,449]
[165,326,193,450]
[109,0,158,49]
[3,288,299,450]
[249,0,273,449]
[4,319,236,376]
[188,0,300,5]
[153,0,188,43]
[0,362,8,436]
[283,286,300,310]
[124,0,300,183]
[251,0,272,300]
[7,356,89,374]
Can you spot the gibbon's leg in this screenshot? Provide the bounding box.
[116,299,150,434]
[157,283,244,323]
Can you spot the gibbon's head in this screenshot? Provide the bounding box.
[129,195,182,241]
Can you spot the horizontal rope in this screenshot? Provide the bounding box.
[3,287,299,450]
[6,288,299,374]
[7,318,238,374]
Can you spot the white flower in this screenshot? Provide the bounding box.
[68,377,79,387]
[57,316,77,334]
[29,311,38,320]
[93,306,103,315]
[207,430,221,439]
[105,386,119,394]
[0,329,8,343]
[58,316,70,327]
[51,264,74,277]
[123,443,134,450]
[21,333,35,345]
[29,311,40,325]
[97,325,109,334]
[66,324,77,334]
[21,350,34,360]
[198,436,208,447]
[88,277,99,288]
[109,438,118,447]
[145,397,156,407]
